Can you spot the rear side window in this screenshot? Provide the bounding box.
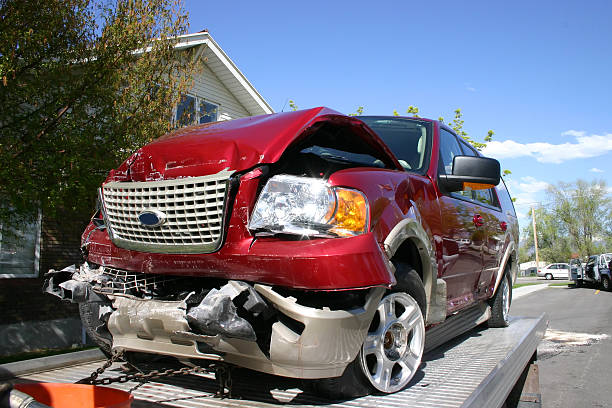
[496,179,516,215]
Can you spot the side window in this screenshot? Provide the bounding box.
[439,129,472,199]
[473,189,497,206]
[497,179,516,214]
[458,140,477,157]
[439,129,464,175]
[459,139,500,208]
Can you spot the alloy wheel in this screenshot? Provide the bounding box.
[360,292,425,393]
[501,276,511,323]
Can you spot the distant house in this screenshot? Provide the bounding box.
[0,31,273,355]
[519,261,547,276]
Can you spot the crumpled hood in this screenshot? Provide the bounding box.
[105,107,401,182]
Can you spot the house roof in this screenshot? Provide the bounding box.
[174,32,273,116]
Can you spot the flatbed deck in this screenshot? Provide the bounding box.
[11,315,546,408]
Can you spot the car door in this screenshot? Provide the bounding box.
[437,128,483,313]
[586,256,597,280]
[556,264,570,279]
[455,139,505,299]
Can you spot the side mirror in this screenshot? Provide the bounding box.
[439,155,501,193]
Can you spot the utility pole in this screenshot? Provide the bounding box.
[531,206,540,272]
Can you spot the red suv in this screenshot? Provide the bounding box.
[46,107,518,398]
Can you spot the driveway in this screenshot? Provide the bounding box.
[510,284,612,408]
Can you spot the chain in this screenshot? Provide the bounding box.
[88,365,207,386]
[75,349,125,384]
[75,350,234,398]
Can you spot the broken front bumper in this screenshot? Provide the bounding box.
[45,265,384,379]
[107,285,384,379]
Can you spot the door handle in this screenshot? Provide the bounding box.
[473,214,484,227]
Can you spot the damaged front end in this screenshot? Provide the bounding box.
[45,264,384,378]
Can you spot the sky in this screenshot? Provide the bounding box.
[184,0,612,227]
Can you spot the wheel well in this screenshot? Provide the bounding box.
[391,239,424,282]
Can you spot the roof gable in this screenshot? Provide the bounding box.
[174,32,273,116]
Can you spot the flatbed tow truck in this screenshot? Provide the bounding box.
[3,314,546,408]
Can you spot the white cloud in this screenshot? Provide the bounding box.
[482,131,612,164]
[590,167,604,173]
[561,130,586,137]
[466,86,476,92]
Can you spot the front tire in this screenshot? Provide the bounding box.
[312,264,426,399]
[360,291,425,393]
[488,273,512,328]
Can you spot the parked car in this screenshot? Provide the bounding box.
[45,107,519,398]
[537,263,570,280]
[573,254,612,290]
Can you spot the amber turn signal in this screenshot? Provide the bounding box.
[329,188,368,237]
[463,182,495,191]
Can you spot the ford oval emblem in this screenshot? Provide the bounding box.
[138,210,166,227]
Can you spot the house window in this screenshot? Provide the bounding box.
[199,100,218,124]
[0,212,41,278]
[175,95,219,127]
[175,95,196,127]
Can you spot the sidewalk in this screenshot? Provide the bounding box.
[513,283,549,299]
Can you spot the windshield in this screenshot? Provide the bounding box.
[359,117,432,173]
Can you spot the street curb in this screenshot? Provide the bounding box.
[0,348,105,381]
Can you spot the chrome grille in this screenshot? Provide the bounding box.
[101,169,234,253]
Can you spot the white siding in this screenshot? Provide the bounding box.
[189,63,251,120]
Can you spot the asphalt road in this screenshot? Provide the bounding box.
[510,284,612,408]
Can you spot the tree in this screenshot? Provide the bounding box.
[521,206,573,264]
[547,179,612,257]
[0,0,199,221]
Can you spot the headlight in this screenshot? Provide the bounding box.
[248,175,368,237]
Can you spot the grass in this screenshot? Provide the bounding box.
[512,282,544,289]
[0,346,97,365]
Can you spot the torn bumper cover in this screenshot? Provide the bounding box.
[45,265,385,379]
